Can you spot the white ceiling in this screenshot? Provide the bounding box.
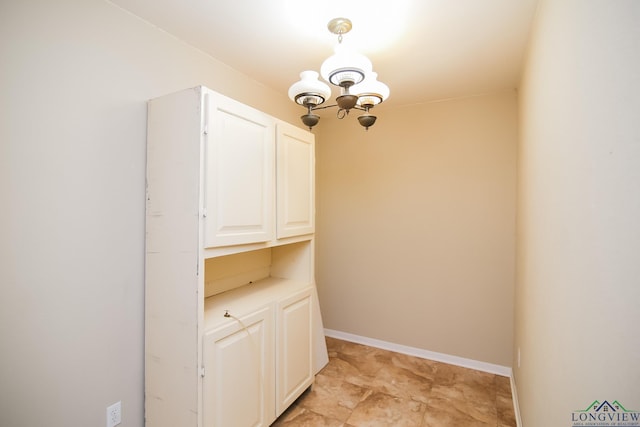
[111,0,538,108]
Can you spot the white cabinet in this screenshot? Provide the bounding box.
[145,86,328,427]
[205,93,275,248]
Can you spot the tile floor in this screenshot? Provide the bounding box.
[272,337,517,427]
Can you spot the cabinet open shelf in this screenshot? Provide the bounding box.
[204,240,313,297]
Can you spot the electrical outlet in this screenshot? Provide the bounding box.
[106,401,122,427]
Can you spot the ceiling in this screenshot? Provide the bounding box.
[111,0,538,109]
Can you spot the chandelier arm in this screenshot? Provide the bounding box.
[308,103,338,111]
[309,104,367,112]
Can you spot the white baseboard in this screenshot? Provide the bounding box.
[510,373,523,427]
[324,328,512,377]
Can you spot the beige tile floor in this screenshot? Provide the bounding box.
[272,337,517,427]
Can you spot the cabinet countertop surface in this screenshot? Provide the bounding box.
[204,277,312,331]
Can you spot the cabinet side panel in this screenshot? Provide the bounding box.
[270,241,311,282]
[311,284,329,373]
[146,87,203,427]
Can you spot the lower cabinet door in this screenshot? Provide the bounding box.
[275,287,314,416]
[203,306,275,427]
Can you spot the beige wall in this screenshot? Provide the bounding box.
[516,0,640,424]
[316,92,518,367]
[0,1,298,426]
[11,1,638,426]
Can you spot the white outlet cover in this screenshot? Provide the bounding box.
[107,401,122,427]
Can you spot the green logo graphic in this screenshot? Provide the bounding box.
[572,400,639,426]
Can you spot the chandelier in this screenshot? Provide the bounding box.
[288,17,390,131]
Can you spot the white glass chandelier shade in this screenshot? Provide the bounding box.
[320,43,373,87]
[288,70,332,107]
[352,72,390,107]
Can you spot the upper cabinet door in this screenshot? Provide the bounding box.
[276,122,315,239]
[204,92,275,248]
